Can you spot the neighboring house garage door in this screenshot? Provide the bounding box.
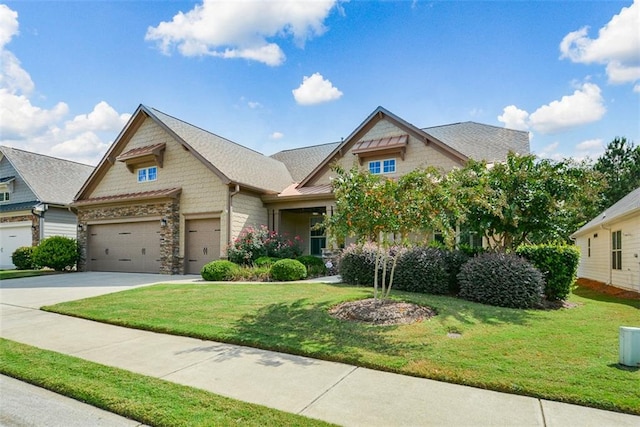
[0,221,32,269]
[185,218,221,274]
[87,222,161,273]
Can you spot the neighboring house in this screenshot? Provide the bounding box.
[571,187,640,292]
[0,146,94,269]
[74,105,529,274]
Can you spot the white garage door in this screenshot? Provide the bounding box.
[87,221,161,273]
[0,222,32,269]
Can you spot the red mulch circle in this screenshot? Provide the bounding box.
[329,298,436,325]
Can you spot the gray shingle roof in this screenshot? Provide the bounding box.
[423,122,530,163]
[147,107,294,193]
[571,187,640,237]
[1,146,94,205]
[270,142,340,182]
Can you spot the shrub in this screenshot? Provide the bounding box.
[254,256,279,268]
[444,249,470,294]
[296,255,327,276]
[11,246,37,270]
[338,243,379,286]
[32,236,79,271]
[228,265,271,282]
[201,260,239,281]
[270,259,307,281]
[227,225,303,265]
[458,252,544,309]
[394,247,449,294]
[516,244,580,301]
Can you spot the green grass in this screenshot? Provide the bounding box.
[43,282,640,415]
[0,269,59,280]
[0,339,333,427]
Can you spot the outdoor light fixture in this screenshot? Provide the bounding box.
[77,224,83,231]
[160,218,168,227]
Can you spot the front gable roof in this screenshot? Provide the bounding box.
[571,187,640,237]
[77,105,294,200]
[299,106,468,187]
[0,145,94,206]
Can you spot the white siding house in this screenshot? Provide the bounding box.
[571,187,640,292]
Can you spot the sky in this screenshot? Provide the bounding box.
[0,0,638,166]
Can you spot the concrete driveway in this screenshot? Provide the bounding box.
[0,272,199,308]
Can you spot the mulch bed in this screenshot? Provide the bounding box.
[576,278,640,300]
[329,298,436,326]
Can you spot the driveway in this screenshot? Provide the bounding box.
[0,272,199,308]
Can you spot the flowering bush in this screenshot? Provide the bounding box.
[227,225,303,265]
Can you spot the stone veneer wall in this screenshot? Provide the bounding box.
[76,198,181,274]
[0,213,39,246]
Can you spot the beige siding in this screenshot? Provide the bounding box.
[88,118,230,259]
[230,191,268,244]
[311,119,461,186]
[575,214,640,291]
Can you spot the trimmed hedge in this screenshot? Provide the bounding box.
[296,255,327,277]
[394,247,449,294]
[458,252,544,309]
[253,256,279,267]
[270,259,307,281]
[11,246,37,270]
[516,244,580,301]
[443,249,470,294]
[32,236,79,271]
[201,260,239,281]
[338,243,379,286]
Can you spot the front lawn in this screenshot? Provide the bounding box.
[43,282,640,414]
[0,269,59,280]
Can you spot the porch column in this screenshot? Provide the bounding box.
[271,209,280,233]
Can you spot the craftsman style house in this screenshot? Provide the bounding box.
[74,105,529,274]
[0,146,94,269]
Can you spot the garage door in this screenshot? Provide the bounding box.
[0,222,32,269]
[87,222,161,273]
[185,218,221,274]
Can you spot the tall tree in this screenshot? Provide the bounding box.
[594,137,640,209]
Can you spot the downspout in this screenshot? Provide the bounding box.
[227,184,240,248]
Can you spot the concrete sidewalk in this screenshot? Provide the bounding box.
[2,304,638,426]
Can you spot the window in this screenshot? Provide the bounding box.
[612,230,622,270]
[137,166,158,183]
[309,216,326,256]
[0,192,9,202]
[587,238,591,257]
[368,159,396,175]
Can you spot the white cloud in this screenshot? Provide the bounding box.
[560,0,640,87]
[0,4,130,165]
[145,0,337,66]
[575,138,605,160]
[498,83,605,134]
[292,72,343,105]
[247,101,262,109]
[270,131,284,140]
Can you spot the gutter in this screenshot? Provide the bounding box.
[227,184,240,247]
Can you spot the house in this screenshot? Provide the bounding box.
[571,187,640,292]
[0,146,94,269]
[74,105,529,274]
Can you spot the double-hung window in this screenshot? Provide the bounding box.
[137,166,158,183]
[0,192,9,202]
[612,230,622,270]
[368,158,396,175]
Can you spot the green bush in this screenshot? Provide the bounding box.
[11,246,37,270]
[394,247,449,294]
[32,236,79,271]
[296,255,327,276]
[516,244,580,301]
[270,259,307,281]
[228,265,271,282]
[201,260,239,281]
[458,252,544,309]
[253,256,279,267]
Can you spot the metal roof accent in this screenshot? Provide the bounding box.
[0,200,38,213]
[116,143,166,172]
[352,134,408,164]
[73,187,182,206]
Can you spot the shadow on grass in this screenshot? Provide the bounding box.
[228,298,420,365]
[573,287,640,310]
[607,363,639,372]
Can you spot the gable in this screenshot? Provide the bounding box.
[305,115,466,187]
[0,154,36,206]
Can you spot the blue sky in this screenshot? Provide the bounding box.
[1,0,638,166]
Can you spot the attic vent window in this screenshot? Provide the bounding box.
[116,143,166,173]
[352,135,408,165]
[0,176,15,194]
